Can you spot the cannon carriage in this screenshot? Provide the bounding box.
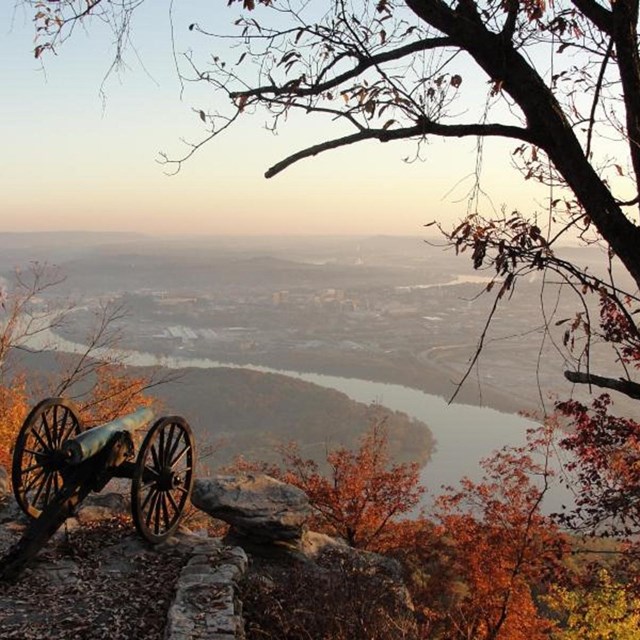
[1,397,196,580]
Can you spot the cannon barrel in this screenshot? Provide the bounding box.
[62,408,154,465]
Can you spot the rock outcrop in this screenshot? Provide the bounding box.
[239,529,418,639]
[191,474,311,543]
[0,470,418,639]
[300,529,414,618]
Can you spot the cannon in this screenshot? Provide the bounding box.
[0,398,196,580]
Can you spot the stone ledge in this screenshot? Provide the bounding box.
[164,533,248,640]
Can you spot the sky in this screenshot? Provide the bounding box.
[1,0,549,236]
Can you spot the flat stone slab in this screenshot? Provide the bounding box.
[192,475,311,543]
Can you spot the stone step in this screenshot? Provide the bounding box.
[161,534,248,640]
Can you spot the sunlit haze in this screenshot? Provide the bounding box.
[1,1,548,236]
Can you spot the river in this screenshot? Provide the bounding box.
[28,329,570,512]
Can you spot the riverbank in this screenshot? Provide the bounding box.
[162,345,540,417]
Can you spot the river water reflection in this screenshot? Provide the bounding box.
[31,330,570,513]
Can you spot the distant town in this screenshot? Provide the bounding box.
[3,232,624,416]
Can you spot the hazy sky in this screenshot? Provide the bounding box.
[1,1,548,236]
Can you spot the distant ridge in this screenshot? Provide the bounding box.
[0,232,152,272]
[0,231,148,248]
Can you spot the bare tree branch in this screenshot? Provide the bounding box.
[585,36,613,159]
[564,370,640,400]
[266,120,538,178]
[231,36,454,100]
[405,0,640,289]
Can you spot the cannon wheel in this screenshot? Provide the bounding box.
[131,416,195,544]
[12,397,84,518]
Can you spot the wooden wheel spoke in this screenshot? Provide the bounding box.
[145,491,161,528]
[41,413,55,451]
[53,405,66,448]
[170,444,189,468]
[44,472,56,506]
[52,406,63,448]
[163,424,176,466]
[31,471,51,506]
[142,487,158,512]
[141,466,160,490]
[21,462,43,476]
[23,454,38,470]
[154,492,163,534]
[41,472,54,507]
[24,468,45,493]
[30,427,51,454]
[166,489,180,514]
[23,447,44,457]
[161,493,172,530]
[167,427,183,466]
[146,465,160,477]
[52,405,59,446]
[158,429,166,468]
[150,443,161,473]
[58,409,77,446]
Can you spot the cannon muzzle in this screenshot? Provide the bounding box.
[62,407,154,465]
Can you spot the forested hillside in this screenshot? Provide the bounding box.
[149,366,434,470]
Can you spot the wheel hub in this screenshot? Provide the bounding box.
[38,449,66,473]
[157,468,182,491]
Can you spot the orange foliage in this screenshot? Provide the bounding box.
[409,429,568,640]
[75,364,157,428]
[0,376,29,469]
[233,425,578,637]
[232,423,424,551]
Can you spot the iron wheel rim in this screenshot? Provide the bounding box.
[12,397,83,518]
[131,416,195,544]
